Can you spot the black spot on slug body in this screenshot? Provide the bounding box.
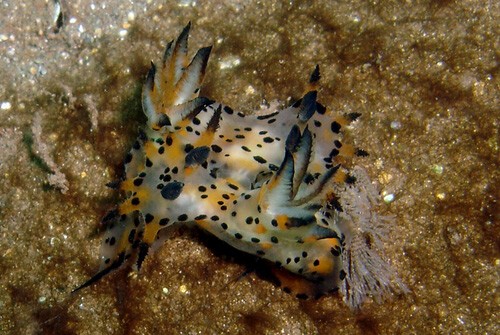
[253,156,267,164]
[331,121,341,134]
[161,181,184,200]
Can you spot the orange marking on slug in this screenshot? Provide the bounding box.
[276,214,289,230]
[308,257,333,275]
[255,224,267,235]
[260,242,273,250]
[303,235,318,243]
[143,222,161,245]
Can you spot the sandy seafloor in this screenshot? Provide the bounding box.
[0,1,498,334]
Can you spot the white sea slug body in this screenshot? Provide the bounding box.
[75,23,407,308]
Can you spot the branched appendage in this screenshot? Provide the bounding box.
[336,167,409,309]
[141,22,212,132]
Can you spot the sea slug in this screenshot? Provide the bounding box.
[75,23,407,309]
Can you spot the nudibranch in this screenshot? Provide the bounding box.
[75,23,407,309]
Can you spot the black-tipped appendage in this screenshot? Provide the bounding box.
[145,62,156,91]
[309,65,321,84]
[72,252,126,293]
[206,105,223,133]
[285,124,301,151]
[298,91,318,122]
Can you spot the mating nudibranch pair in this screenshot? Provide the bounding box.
[75,23,407,309]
